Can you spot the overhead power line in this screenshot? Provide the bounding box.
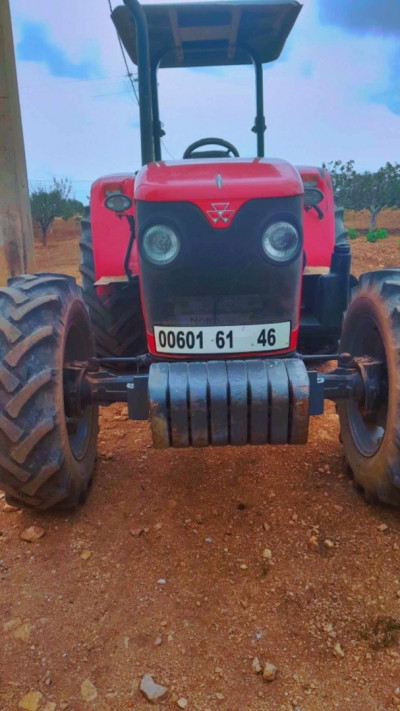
[107,0,139,105]
[19,75,128,92]
[161,139,176,160]
[29,179,93,184]
[104,0,176,161]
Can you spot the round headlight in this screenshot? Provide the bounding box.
[261,221,300,263]
[142,225,180,265]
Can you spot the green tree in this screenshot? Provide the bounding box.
[30,178,85,246]
[324,160,400,232]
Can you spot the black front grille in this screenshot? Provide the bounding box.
[164,293,288,326]
[137,196,303,331]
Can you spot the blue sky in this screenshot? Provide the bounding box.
[9,0,400,203]
[17,21,101,80]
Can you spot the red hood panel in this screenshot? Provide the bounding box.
[135,158,303,203]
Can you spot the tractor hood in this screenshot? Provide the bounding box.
[134,158,303,204]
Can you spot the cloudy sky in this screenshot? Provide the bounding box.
[9,0,400,203]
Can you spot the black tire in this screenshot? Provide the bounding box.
[0,274,98,510]
[338,270,400,506]
[80,212,147,358]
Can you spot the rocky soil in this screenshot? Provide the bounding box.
[1,218,400,711]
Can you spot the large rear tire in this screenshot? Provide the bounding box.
[0,274,98,510]
[338,270,400,506]
[80,212,147,358]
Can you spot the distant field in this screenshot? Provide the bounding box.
[344,208,400,232]
[38,209,400,238]
[33,217,79,243]
[34,218,81,281]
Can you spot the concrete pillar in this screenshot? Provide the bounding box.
[0,0,35,286]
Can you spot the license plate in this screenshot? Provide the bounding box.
[154,322,291,355]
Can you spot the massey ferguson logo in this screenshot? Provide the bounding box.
[206,203,235,224]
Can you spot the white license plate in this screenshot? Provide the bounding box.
[154,322,291,355]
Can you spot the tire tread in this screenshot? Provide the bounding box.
[339,272,400,506]
[0,275,98,509]
[79,216,147,359]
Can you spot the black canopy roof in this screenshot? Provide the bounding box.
[112,1,302,69]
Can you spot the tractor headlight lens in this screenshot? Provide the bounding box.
[261,221,300,263]
[142,225,180,265]
[104,192,132,213]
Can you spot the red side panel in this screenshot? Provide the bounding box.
[90,174,139,280]
[297,166,335,268]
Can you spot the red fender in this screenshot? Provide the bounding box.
[90,174,139,281]
[297,166,335,268]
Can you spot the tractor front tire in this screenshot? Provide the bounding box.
[0,274,98,510]
[80,213,147,359]
[338,271,400,506]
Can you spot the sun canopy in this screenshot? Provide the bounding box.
[112,1,302,69]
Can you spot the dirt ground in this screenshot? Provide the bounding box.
[2,214,400,711]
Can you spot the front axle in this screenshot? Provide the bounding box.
[64,354,385,449]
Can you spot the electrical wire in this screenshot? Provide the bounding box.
[105,0,178,161]
[107,0,139,105]
[19,75,127,92]
[29,179,93,184]
[161,139,176,160]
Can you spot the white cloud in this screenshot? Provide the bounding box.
[9,0,400,202]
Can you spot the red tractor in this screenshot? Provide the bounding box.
[0,0,398,510]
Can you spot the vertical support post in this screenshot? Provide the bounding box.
[124,0,154,165]
[253,57,266,158]
[151,62,162,161]
[245,47,266,158]
[0,0,35,286]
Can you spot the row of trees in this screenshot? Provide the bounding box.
[324,161,400,232]
[30,178,84,246]
[30,163,400,244]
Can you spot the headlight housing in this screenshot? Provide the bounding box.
[261,221,300,263]
[104,192,132,213]
[142,225,180,265]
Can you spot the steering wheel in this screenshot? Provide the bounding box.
[183,137,240,159]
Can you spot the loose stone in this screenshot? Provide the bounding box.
[140,674,168,703]
[80,679,98,702]
[333,642,345,658]
[20,526,45,543]
[18,691,43,711]
[263,662,277,681]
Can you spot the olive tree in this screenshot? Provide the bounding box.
[30,178,85,246]
[324,160,400,232]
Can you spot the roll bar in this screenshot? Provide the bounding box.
[123,0,155,165]
[123,0,267,163]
